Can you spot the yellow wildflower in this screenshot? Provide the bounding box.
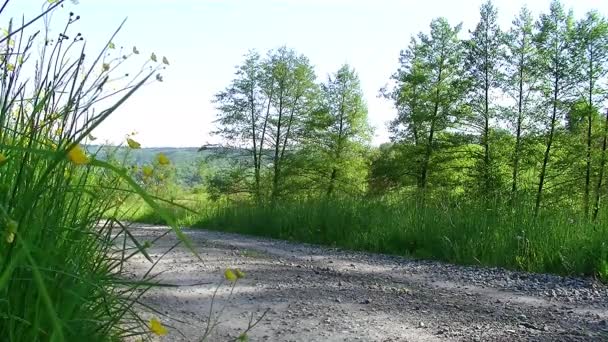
[5,219,17,244]
[142,165,153,177]
[157,153,170,166]
[224,268,237,282]
[67,145,89,165]
[149,317,168,336]
[108,42,116,49]
[235,269,245,279]
[6,63,14,71]
[127,138,141,149]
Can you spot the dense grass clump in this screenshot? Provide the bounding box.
[0,2,172,340]
[194,198,608,280]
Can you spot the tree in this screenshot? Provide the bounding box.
[464,0,504,196]
[503,6,539,198]
[213,48,318,203]
[574,11,608,218]
[262,47,318,202]
[386,37,429,147]
[534,0,577,215]
[385,19,467,197]
[307,64,371,196]
[383,37,429,188]
[416,18,468,194]
[213,51,266,202]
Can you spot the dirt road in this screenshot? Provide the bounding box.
[125,225,608,341]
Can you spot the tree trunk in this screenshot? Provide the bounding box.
[592,109,608,221]
[327,168,338,197]
[511,51,525,199]
[420,60,444,192]
[271,86,284,204]
[278,95,301,163]
[483,85,490,193]
[421,103,438,191]
[535,74,559,216]
[250,87,260,203]
[584,52,594,219]
[327,90,346,197]
[483,31,491,195]
[256,85,274,204]
[410,85,423,187]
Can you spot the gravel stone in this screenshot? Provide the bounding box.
[124,225,608,341]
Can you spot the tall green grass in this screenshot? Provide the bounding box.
[195,197,608,280]
[0,2,172,340]
[119,193,210,227]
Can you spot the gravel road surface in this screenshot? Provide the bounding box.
[125,225,608,341]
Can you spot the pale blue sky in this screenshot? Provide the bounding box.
[6,0,608,147]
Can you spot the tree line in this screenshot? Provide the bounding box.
[213,48,371,203]
[212,0,608,220]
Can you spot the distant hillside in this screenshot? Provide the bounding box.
[86,145,248,186]
[87,145,245,163]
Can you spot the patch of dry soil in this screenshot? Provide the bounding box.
[125,225,608,342]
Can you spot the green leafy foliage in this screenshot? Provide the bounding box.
[0,2,179,341]
[304,65,372,196]
[182,0,608,282]
[463,1,505,197]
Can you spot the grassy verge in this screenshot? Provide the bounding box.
[119,193,208,227]
[170,197,608,281]
[0,2,174,340]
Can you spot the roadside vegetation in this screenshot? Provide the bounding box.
[0,1,185,340]
[19,0,608,341]
[127,0,608,282]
